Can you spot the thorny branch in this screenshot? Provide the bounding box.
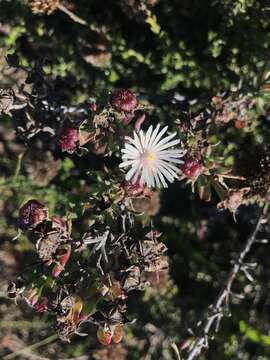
[185,201,270,360]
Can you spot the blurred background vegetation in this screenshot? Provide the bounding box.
[1,0,270,359]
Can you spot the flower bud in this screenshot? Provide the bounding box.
[89,102,97,111]
[19,200,48,230]
[97,327,113,346]
[112,324,124,344]
[135,113,146,131]
[27,287,39,306]
[111,89,138,112]
[58,127,79,152]
[34,297,48,313]
[235,120,246,129]
[52,244,71,278]
[180,158,202,178]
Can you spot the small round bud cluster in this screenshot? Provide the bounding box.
[111,89,138,112]
[58,127,79,152]
[180,157,202,179]
[19,200,48,230]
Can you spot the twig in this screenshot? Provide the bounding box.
[55,4,111,41]
[3,334,57,360]
[185,201,270,360]
[57,3,87,26]
[13,152,24,181]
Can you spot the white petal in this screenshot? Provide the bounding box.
[144,125,153,149]
[139,130,146,150]
[153,171,161,188]
[158,149,183,157]
[122,143,139,154]
[151,126,168,148]
[126,162,140,181]
[122,151,139,160]
[157,163,175,182]
[119,159,138,168]
[159,159,180,173]
[145,168,152,188]
[125,134,142,152]
[148,168,156,188]
[147,124,160,148]
[158,155,183,164]
[140,168,146,186]
[152,132,177,150]
[133,131,143,152]
[156,168,168,188]
[154,138,180,152]
[131,163,143,184]
[158,164,177,182]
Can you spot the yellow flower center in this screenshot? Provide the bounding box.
[141,151,156,167]
[146,152,155,161]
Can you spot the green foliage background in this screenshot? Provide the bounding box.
[1,0,270,359]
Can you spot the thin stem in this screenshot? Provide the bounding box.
[218,174,246,180]
[57,4,87,26]
[186,201,269,360]
[56,3,110,40]
[3,334,58,360]
[13,152,24,181]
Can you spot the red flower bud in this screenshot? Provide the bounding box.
[135,113,146,131]
[112,324,124,344]
[111,89,138,112]
[58,127,79,152]
[235,120,246,129]
[180,158,202,178]
[19,200,48,230]
[52,244,71,278]
[89,102,97,111]
[97,327,113,346]
[34,297,48,313]
[27,287,39,306]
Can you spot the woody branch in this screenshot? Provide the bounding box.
[186,200,270,360]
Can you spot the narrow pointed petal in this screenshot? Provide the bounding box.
[144,125,153,149]
[155,138,180,152]
[125,162,140,181]
[152,132,177,150]
[151,126,168,148]
[147,124,160,148]
[156,169,168,188]
[119,159,138,168]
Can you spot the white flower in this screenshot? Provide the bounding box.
[119,124,184,188]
